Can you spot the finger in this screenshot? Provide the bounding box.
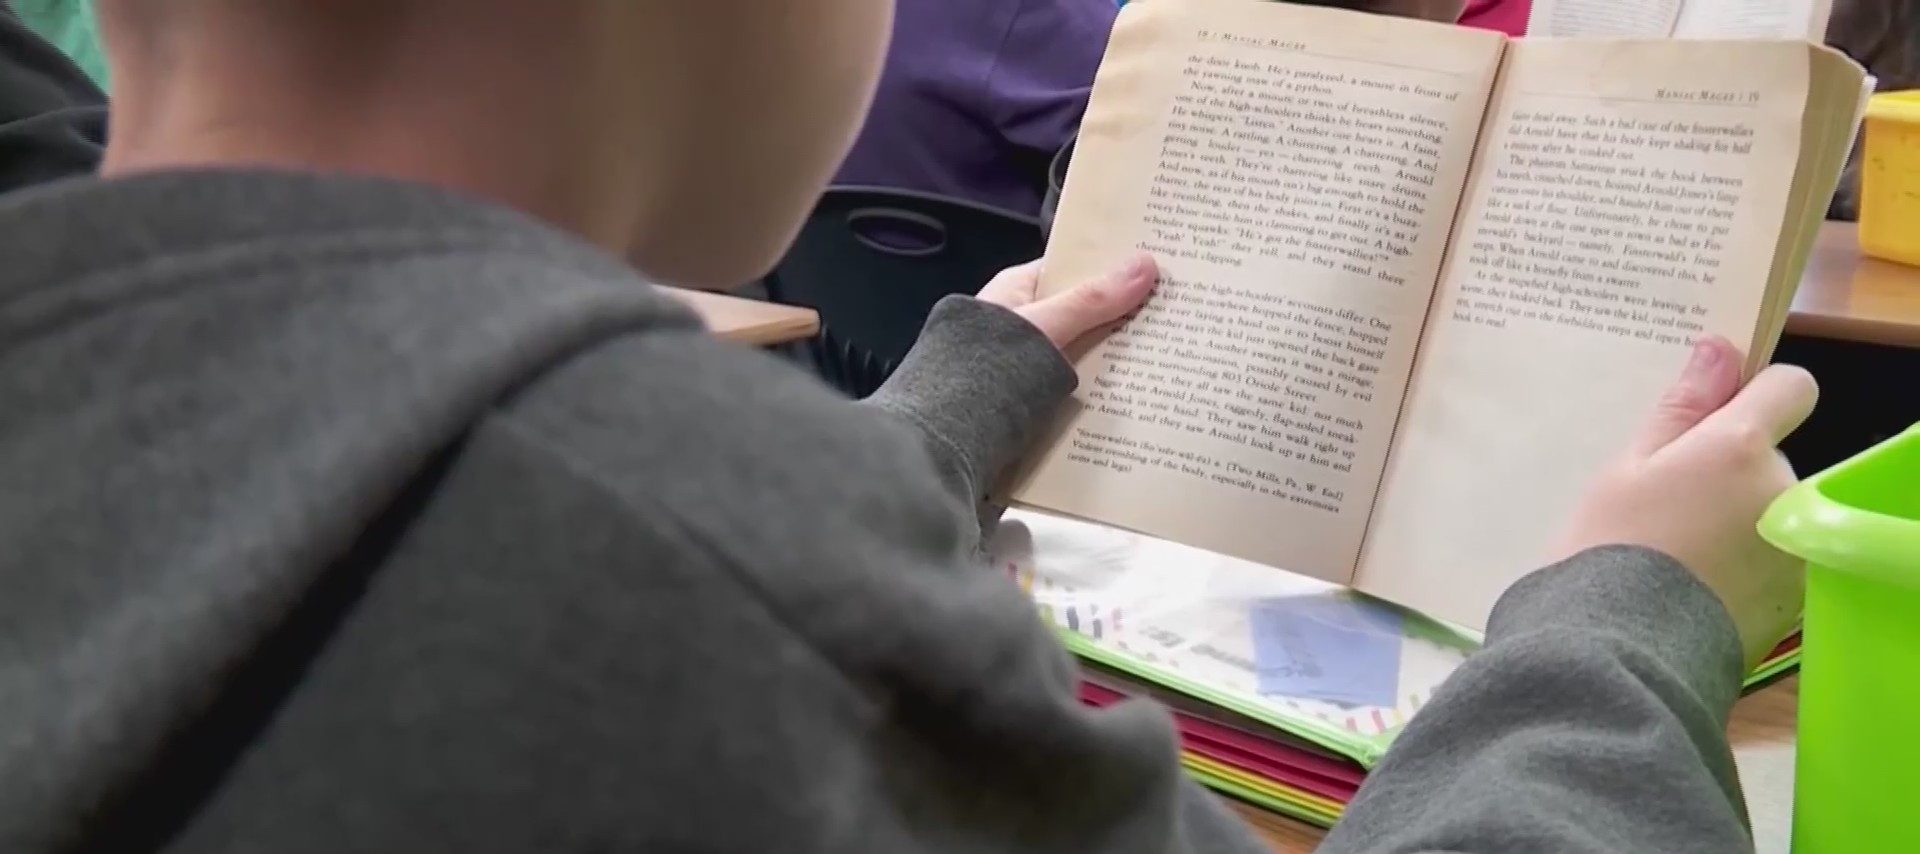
[975,258,1045,304]
[1683,362,1819,450]
[1632,335,1744,455]
[1017,252,1158,347]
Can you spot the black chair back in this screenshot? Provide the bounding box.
[766,186,1045,396]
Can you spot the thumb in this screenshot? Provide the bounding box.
[1685,362,1819,450]
[1632,335,1744,455]
[1017,253,1158,349]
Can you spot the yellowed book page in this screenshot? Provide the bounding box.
[1008,0,1504,584]
[1354,40,1812,628]
[1672,0,1834,38]
[1526,0,1684,37]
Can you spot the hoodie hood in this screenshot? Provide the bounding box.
[0,168,689,851]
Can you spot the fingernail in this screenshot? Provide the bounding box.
[1125,254,1155,280]
[1686,338,1721,374]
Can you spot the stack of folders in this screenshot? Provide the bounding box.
[989,509,1802,827]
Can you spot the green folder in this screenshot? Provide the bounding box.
[1060,613,1800,771]
[999,508,1801,828]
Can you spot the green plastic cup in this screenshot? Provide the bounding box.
[1760,424,1920,854]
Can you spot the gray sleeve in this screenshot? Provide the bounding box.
[852,302,1271,853]
[1321,546,1751,854]
[863,294,1076,521]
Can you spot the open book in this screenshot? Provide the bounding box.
[1528,0,1834,40]
[1008,0,1867,630]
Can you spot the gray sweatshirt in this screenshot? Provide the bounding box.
[0,170,1754,854]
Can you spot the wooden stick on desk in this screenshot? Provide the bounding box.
[662,287,820,346]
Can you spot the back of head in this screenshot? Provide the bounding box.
[94,0,895,290]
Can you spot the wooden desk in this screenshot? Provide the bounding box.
[1233,676,1800,853]
[664,287,820,346]
[1731,677,1799,854]
[1789,223,1920,347]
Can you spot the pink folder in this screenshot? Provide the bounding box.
[1079,680,1364,802]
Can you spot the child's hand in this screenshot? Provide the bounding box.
[977,253,1158,351]
[1553,336,1817,670]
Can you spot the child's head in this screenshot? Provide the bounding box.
[94,0,895,289]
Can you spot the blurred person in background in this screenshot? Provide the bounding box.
[832,0,1119,216]
[1824,0,1919,219]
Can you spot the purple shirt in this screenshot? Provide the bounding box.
[833,0,1119,216]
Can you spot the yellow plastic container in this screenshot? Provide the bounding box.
[1858,90,1920,266]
